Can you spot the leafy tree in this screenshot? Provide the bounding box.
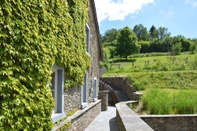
[171,42,182,55]
[102,28,119,59]
[116,26,140,60]
[102,28,119,43]
[150,38,163,52]
[162,36,173,52]
[172,35,191,52]
[190,41,197,54]
[149,25,158,38]
[133,24,150,41]
[139,41,150,53]
[158,27,171,40]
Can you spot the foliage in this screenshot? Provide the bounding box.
[138,41,150,53]
[116,26,140,60]
[101,24,195,55]
[142,89,197,114]
[0,0,89,130]
[171,42,182,55]
[55,108,78,131]
[189,41,196,54]
[133,24,150,41]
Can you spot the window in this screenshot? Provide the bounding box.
[81,24,90,109]
[81,72,88,109]
[93,77,97,102]
[86,24,90,53]
[50,65,65,123]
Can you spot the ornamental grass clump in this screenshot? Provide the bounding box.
[142,89,197,114]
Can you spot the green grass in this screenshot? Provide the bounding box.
[103,53,197,114]
[142,89,197,114]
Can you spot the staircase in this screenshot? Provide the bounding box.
[115,90,130,101]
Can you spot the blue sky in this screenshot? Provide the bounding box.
[95,0,197,39]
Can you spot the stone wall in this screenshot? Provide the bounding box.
[98,90,108,111]
[101,77,138,100]
[52,100,101,131]
[116,102,153,131]
[99,81,119,105]
[141,115,197,131]
[87,0,102,104]
[64,86,81,113]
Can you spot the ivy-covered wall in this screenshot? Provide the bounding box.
[0,0,90,130]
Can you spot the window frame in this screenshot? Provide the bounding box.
[93,77,97,102]
[51,65,65,123]
[81,71,88,109]
[86,24,90,53]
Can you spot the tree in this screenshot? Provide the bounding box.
[116,26,140,60]
[162,36,173,52]
[171,42,182,55]
[158,27,170,40]
[149,25,158,38]
[102,29,119,59]
[172,35,191,52]
[190,41,196,54]
[133,24,150,41]
[102,28,119,43]
[139,41,150,53]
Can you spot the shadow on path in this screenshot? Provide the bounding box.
[109,117,119,131]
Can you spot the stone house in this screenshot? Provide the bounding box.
[52,0,103,130]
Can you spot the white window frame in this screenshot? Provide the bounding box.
[93,77,97,102]
[86,24,90,53]
[51,65,65,123]
[81,71,88,109]
[81,24,90,109]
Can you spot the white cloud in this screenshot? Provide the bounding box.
[185,0,197,6]
[94,0,154,23]
[193,1,197,6]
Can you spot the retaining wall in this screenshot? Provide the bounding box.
[101,77,138,100]
[52,100,101,131]
[141,114,197,131]
[116,102,153,131]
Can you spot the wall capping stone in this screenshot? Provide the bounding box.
[115,101,153,131]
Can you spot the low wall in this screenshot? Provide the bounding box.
[52,100,101,131]
[101,77,137,100]
[116,102,153,131]
[141,114,197,131]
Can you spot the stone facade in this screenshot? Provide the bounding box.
[64,86,81,113]
[52,0,102,130]
[86,0,102,103]
[141,115,197,131]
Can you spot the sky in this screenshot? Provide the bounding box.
[94,0,197,39]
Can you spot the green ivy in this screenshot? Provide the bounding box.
[0,0,90,130]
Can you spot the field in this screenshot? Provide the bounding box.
[103,53,197,114]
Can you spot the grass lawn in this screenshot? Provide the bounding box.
[103,53,197,114]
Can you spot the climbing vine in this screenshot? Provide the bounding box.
[0,0,89,130]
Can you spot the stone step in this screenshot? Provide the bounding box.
[116,90,130,101]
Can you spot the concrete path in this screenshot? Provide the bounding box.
[84,106,119,131]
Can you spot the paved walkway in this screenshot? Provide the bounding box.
[84,106,119,131]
